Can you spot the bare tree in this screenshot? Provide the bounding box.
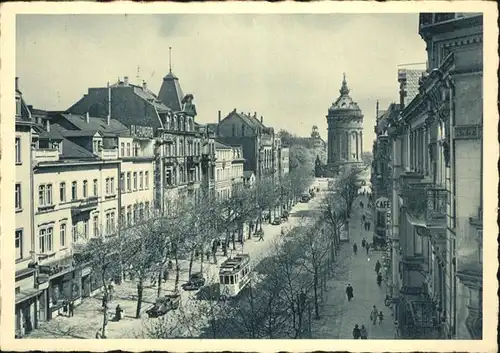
[320,192,348,268]
[333,168,362,241]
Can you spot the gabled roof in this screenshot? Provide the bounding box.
[158,71,184,112]
[32,124,64,140]
[57,113,130,137]
[215,140,232,149]
[59,129,101,138]
[223,109,265,130]
[61,138,98,159]
[133,86,170,113]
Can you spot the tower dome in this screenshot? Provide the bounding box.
[326,73,364,174]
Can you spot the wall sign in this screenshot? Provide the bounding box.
[375,197,391,211]
[454,125,482,140]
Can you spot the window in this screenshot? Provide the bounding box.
[93,215,99,237]
[15,230,23,260]
[126,143,131,157]
[133,172,137,190]
[139,171,143,189]
[72,181,78,200]
[127,172,131,191]
[83,180,88,198]
[38,184,53,207]
[39,227,53,253]
[15,137,21,164]
[120,142,125,157]
[120,173,125,190]
[83,219,89,239]
[134,143,139,157]
[93,179,98,197]
[59,182,66,202]
[60,223,66,247]
[145,171,149,189]
[127,206,132,226]
[110,177,115,194]
[120,207,126,225]
[106,213,111,234]
[145,202,150,219]
[15,184,21,210]
[105,178,110,194]
[111,212,115,232]
[139,203,144,220]
[133,204,138,223]
[71,223,77,243]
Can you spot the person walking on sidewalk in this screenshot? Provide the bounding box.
[378,311,384,324]
[68,300,74,317]
[258,231,264,241]
[352,324,361,339]
[375,260,381,274]
[353,242,358,255]
[361,238,366,249]
[346,284,354,301]
[370,305,379,325]
[376,272,383,287]
[365,242,370,255]
[360,325,368,339]
[365,221,371,231]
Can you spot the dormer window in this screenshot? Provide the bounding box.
[16,97,22,117]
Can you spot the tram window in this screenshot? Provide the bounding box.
[220,275,224,284]
[224,276,230,284]
[230,276,234,284]
[235,275,238,283]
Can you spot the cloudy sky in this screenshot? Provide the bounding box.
[16,14,427,150]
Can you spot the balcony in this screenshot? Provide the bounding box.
[71,196,99,216]
[34,148,59,163]
[98,148,118,160]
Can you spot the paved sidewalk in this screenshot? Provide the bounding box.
[337,195,395,339]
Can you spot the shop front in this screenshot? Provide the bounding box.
[15,267,39,338]
[80,266,93,298]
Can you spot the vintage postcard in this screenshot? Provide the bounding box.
[0,1,497,352]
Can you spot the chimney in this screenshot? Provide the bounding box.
[107,81,111,126]
[124,76,129,86]
[15,77,19,91]
[376,100,379,122]
[218,110,221,124]
[86,111,90,123]
[233,108,236,113]
[142,80,147,90]
[45,119,50,132]
[260,116,264,124]
[398,69,407,110]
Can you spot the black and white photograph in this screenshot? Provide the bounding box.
[0,2,497,352]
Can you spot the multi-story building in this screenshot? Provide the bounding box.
[386,13,483,339]
[14,78,38,337]
[214,141,245,199]
[371,102,401,249]
[215,110,276,180]
[326,74,364,174]
[66,73,212,212]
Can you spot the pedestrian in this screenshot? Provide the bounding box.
[360,201,364,209]
[370,305,379,325]
[361,238,366,249]
[63,299,69,316]
[115,304,123,322]
[366,221,371,231]
[376,272,382,287]
[375,260,381,274]
[68,300,74,317]
[378,311,384,324]
[361,214,366,227]
[353,242,358,255]
[345,284,354,301]
[360,325,368,339]
[95,329,102,339]
[352,324,361,339]
[365,242,370,255]
[163,268,169,282]
[258,231,264,241]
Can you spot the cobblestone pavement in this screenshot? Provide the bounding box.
[25,197,320,339]
[336,194,395,340]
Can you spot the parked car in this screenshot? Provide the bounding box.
[301,193,311,203]
[271,218,282,225]
[181,272,206,291]
[281,211,289,221]
[146,294,180,318]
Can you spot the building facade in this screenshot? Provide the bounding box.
[326,74,364,174]
[15,78,38,337]
[385,13,483,339]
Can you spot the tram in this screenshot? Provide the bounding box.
[218,253,251,299]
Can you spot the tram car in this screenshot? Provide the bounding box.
[218,254,251,299]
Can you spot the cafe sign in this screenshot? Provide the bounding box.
[375,197,391,211]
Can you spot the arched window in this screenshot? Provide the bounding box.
[165,115,171,130]
[173,116,178,130]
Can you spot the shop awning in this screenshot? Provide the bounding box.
[16,288,42,305]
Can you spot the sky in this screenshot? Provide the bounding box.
[16,14,427,151]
